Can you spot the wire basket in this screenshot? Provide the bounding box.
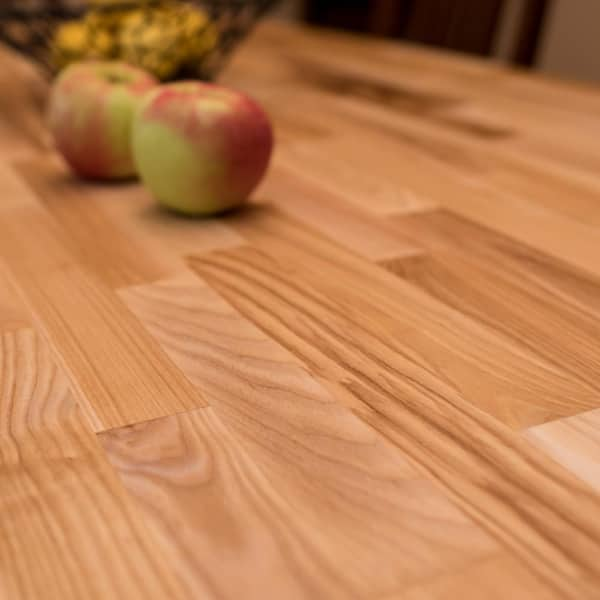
[0,0,277,80]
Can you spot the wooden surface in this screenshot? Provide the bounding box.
[1,19,600,599]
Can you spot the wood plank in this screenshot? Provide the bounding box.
[264,24,600,160]
[234,22,600,163]
[478,152,600,229]
[390,209,600,314]
[101,407,322,600]
[396,98,600,226]
[268,92,442,217]
[435,96,600,180]
[15,156,246,286]
[389,553,556,600]
[0,264,29,333]
[0,328,188,600]
[15,158,168,289]
[116,272,498,599]
[101,404,498,599]
[225,30,600,249]
[0,164,206,431]
[282,84,600,235]
[0,45,49,161]
[276,139,433,216]
[198,206,599,429]
[282,52,513,142]
[526,410,600,494]
[304,89,600,277]
[188,220,600,598]
[384,210,600,393]
[258,162,423,261]
[96,184,245,277]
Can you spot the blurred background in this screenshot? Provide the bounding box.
[273,0,600,83]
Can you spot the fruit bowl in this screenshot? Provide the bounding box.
[0,0,277,81]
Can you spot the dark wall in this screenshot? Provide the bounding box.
[305,0,549,64]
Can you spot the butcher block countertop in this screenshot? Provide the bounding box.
[2,19,600,600]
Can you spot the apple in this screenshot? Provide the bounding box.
[132,81,273,215]
[48,61,158,179]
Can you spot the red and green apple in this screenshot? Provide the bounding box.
[132,81,273,215]
[48,61,158,179]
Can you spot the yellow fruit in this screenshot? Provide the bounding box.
[52,21,87,67]
[88,0,162,7]
[85,8,133,36]
[179,5,218,66]
[91,27,115,57]
[118,4,218,79]
[51,20,114,70]
[119,8,187,80]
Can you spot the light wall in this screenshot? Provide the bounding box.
[535,0,600,82]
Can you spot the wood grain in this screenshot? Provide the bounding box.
[396,553,556,600]
[15,156,245,285]
[526,410,600,494]
[0,45,49,161]
[385,210,600,392]
[275,80,600,277]
[0,329,188,600]
[96,183,245,277]
[15,157,168,288]
[0,264,30,333]
[276,134,437,216]
[0,164,206,431]
[116,272,499,598]
[3,18,600,597]
[140,19,600,276]
[101,403,498,599]
[258,162,423,261]
[198,207,599,429]
[190,237,600,598]
[101,407,326,600]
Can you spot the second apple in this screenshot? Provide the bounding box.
[132,81,273,216]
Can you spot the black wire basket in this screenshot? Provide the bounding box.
[0,0,277,80]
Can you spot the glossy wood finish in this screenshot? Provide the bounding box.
[1,21,600,598]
